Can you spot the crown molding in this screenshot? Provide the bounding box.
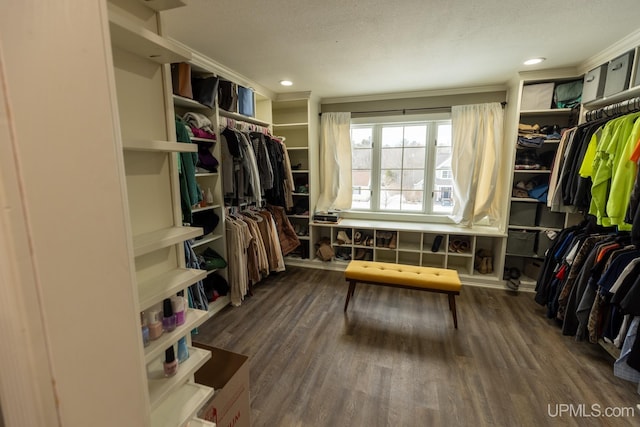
[320,84,508,105]
[579,29,640,74]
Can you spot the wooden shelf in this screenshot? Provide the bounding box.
[123,139,197,152]
[108,12,190,64]
[520,108,572,115]
[192,204,221,213]
[191,137,216,143]
[138,268,207,312]
[141,0,187,12]
[191,233,223,249]
[219,109,271,127]
[207,295,230,318]
[147,346,211,409]
[144,308,209,363]
[273,122,308,129]
[133,227,203,257]
[173,95,213,111]
[150,382,213,427]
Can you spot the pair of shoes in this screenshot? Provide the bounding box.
[388,232,397,249]
[374,231,396,248]
[355,248,366,260]
[361,235,374,246]
[449,239,470,253]
[505,267,520,290]
[353,231,363,245]
[336,230,351,245]
[364,251,373,261]
[475,249,493,274]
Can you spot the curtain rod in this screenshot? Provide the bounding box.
[319,101,507,116]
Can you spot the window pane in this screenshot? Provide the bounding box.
[437,123,452,146]
[401,169,424,190]
[403,147,425,169]
[432,127,453,213]
[380,188,401,210]
[352,170,372,210]
[401,191,423,211]
[352,149,371,170]
[351,127,372,148]
[381,126,403,147]
[381,169,401,190]
[403,125,426,147]
[381,147,402,169]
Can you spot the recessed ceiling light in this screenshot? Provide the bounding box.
[524,58,545,66]
[280,80,293,86]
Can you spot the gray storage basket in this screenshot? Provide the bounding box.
[507,230,536,256]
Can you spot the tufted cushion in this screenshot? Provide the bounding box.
[345,261,461,292]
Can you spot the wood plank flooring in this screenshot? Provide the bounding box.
[193,266,639,426]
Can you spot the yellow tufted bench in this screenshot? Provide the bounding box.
[344,260,462,328]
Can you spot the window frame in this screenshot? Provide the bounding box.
[348,113,453,219]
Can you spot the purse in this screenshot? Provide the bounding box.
[170,63,193,99]
[192,76,219,109]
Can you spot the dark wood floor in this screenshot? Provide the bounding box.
[193,266,639,427]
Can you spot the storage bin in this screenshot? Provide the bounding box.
[604,50,634,97]
[634,47,640,87]
[582,65,607,103]
[521,83,555,110]
[218,79,238,112]
[507,230,536,256]
[510,202,537,226]
[237,86,255,117]
[536,230,555,258]
[537,207,565,229]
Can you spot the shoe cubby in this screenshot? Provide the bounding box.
[353,247,373,261]
[397,231,421,252]
[397,251,420,266]
[446,254,473,276]
[473,236,504,278]
[333,228,354,247]
[375,248,397,263]
[423,233,446,253]
[447,235,473,256]
[421,252,446,268]
[374,230,396,249]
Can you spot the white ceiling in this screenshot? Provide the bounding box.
[162,0,640,100]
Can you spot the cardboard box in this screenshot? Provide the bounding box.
[194,343,250,427]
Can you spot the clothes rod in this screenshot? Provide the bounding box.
[585,96,640,122]
[319,101,507,116]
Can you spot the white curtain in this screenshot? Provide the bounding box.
[316,112,352,212]
[450,102,504,226]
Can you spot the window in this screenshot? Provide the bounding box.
[351,116,453,215]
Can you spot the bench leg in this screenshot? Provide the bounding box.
[448,293,458,329]
[344,281,357,312]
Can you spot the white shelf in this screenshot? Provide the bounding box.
[108,12,190,64]
[291,169,309,173]
[519,108,572,115]
[191,233,223,248]
[513,170,551,174]
[288,215,310,219]
[297,235,310,241]
[508,225,560,232]
[285,146,309,151]
[147,346,211,410]
[150,382,213,427]
[144,308,209,363]
[138,268,207,312]
[134,227,203,257]
[123,139,197,152]
[207,295,230,318]
[292,192,309,196]
[186,418,217,427]
[173,95,213,111]
[584,85,640,109]
[192,204,221,213]
[195,172,219,178]
[510,197,541,203]
[139,0,187,12]
[397,243,422,252]
[505,252,542,259]
[273,122,308,129]
[191,137,216,143]
[218,109,271,127]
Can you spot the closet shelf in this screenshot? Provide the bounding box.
[147,346,211,410]
[186,418,217,427]
[510,197,541,203]
[173,95,213,111]
[192,204,221,213]
[292,192,309,196]
[583,85,640,109]
[141,0,187,12]
[219,109,271,128]
[508,225,561,232]
[513,170,551,174]
[144,308,209,363]
[191,233,223,248]
[291,170,309,173]
[195,172,218,178]
[273,122,308,129]
[288,214,309,219]
[138,268,207,312]
[133,226,203,257]
[519,108,572,115]
[122,139,197,153]
[598,339,621,359]
[150,382,213,427]
[108,12,190,64]
[505,252,542,259]
[190,137,217,144]
[285,146,309,151]
[207,295,231,318]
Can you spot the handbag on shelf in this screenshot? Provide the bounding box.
[171,62,193,99]
[192,76,219,109]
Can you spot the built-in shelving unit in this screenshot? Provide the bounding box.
[108,1,217,425]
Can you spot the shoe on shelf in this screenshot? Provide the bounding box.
[354,231,363,245]
[337,230,352,245]
[364,251,373,261]
[388,232,397,249]
[355,248,366,260]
